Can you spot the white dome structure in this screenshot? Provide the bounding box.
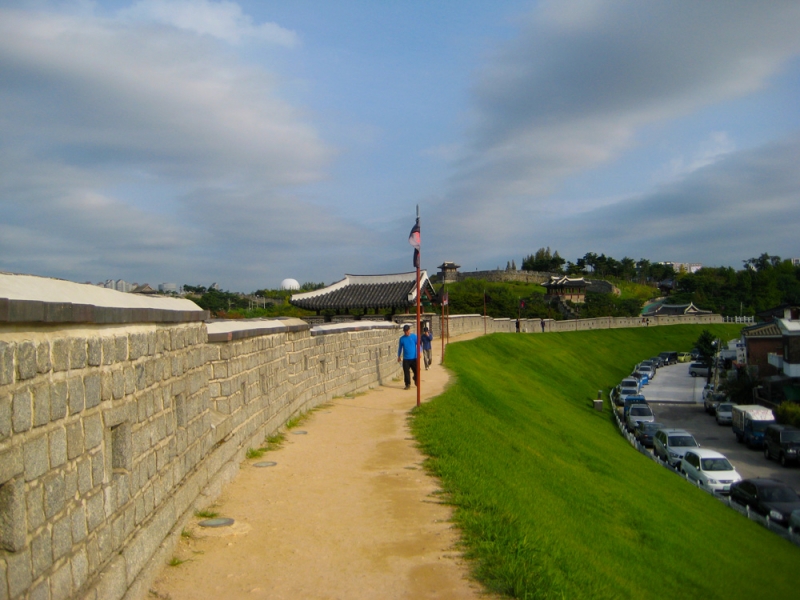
[280,278,301,291]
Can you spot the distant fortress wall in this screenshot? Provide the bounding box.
[1,281,719,600]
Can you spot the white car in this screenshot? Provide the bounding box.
[680,449,742,495]
[626,404,655,431]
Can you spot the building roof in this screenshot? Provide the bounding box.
[741,322,782,338]
[542,276,587,290]
[289,272,435,311]
[642,301,712,317]
[438,261,460,269]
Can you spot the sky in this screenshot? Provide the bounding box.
[1,0,799,291]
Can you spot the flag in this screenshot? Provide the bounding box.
[519,299,525,309]
[409,217,420,267]
[442,291,448,306]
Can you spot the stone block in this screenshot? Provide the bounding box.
[71,547,89,591]
[31,528,53,577]
[124,366,135,395]
[0,446,22,484]
[87,338,102,367]
[26,484,45,531]
[16,340,37,380]
[68,337,87,369]
[86,491,105,532]
[51,514,72,561]
[135,364,146,391]
[0,341,14,385]
[24,434,50,481]
[114,336,128,362]
[66,421,84,460]
[101,337,115,366]
[0,477,26,552]
[68,376,85,415]
[51,339,69,372]
[0,393,10,442]
[36,340,52,374]
[43,471,66,519]
[64,467,77,501]
[12,388,32,433]
[84,413,103,450]
[112,370,124,400]
[32,382,51,428]
[5,547,32,598]
[50,380,67,421]
[84,373,101,409]
[92,450,105,487]
[90,555,125,600]
[49,426,67,469]
[50,560,73,600]
[77,458,93,496]
[71,504,87,543]
[123,496,174,585]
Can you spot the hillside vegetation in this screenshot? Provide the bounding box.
[411,325,800,599]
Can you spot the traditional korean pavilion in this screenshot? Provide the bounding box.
[542,276,587,304]
[289,272,436,315]
[641,301,712,317]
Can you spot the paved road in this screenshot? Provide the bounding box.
[646,363,800,492]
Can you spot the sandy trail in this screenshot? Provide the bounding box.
[149,333,493,600]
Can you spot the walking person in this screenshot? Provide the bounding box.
[397,324,418,389]
[421,326,433,370]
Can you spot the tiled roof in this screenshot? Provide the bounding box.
[741,322,782,337]
[642,301,712,316]
[543,276,587,289]
[290,272,435,311]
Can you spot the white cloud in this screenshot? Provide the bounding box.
[120,0,299,46]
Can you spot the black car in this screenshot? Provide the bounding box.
[659,351,678,365]
[634,421,663,448]
[729,478,800,526]
[764,424,800,467]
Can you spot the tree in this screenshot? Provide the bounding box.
[695,330,717,383]
[522,247,565,273]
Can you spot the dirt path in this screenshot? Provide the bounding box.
[149,334,493,600]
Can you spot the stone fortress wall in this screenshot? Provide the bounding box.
[0,275,721,600]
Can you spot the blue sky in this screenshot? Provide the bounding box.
[1,0,799,291]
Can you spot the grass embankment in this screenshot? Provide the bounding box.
[411,324,800,599]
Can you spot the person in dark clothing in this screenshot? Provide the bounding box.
[420,326,433,369]
[397,324,418,389]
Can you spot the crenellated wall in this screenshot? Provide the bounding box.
[0,304,400,600]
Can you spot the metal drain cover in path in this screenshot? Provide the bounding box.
[253,461,277,468]
[198,517,234,528]
[291,430,308,435]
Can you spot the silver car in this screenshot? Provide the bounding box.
[715,402,737,426]
[626,404,655,431]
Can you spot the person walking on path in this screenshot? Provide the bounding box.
[397,324,419,389]
[420,326,433,370]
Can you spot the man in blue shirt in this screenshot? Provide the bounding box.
[397,324,418,390]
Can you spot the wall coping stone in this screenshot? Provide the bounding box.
[310,321,398,336]
[206,318,309,342]
[1,273,207,324]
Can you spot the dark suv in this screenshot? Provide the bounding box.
[730,478,800,526]
[764,424,800,467]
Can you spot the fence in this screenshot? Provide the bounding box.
[722,316,755,323]
[609,393,800,547]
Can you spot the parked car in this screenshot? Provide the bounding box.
[790,509,800,533]
[659,351,678,365]
[654,428,700,467]
[715,402,737,426]
[677,352,692,363]
[649,356,665,368]
[704,392,726,415]
[634,421,664,448]
[622,395,647,418]
[620,377,641,391]
[729,478,800,526]
[632,370,650,386]
[635,365,655,383]
[626,404,655,431]
[689,363,710,377]
[763,424,800,467]
[614,385,641,406]
[679,449,742,494]
[640,360,658,373]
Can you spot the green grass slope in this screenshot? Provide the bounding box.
[411,325,800,599]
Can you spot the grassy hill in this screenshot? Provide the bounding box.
[411,324,800,599]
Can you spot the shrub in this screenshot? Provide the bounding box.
[775,401,800,427]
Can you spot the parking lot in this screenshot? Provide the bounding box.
[646,363,800,491]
